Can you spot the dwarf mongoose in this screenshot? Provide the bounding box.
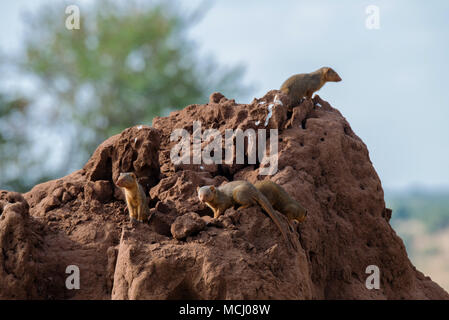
[280,67,342,105]
[116,172,149,222]
[197,181,292,247]
[255,180,307,224]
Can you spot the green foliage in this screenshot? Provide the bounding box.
[0,95,31,191]
[23,0,249,151]
[387,192,449,232]
[0,0,250,192]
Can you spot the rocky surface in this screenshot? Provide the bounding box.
[170,212,206,240]
[0,91,447,299]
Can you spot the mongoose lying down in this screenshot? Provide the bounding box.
[197,181,293,248]
[254,180,307,224]
[116,172,149,222]
[280,67,342,105]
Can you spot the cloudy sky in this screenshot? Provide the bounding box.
[1,0,448,190]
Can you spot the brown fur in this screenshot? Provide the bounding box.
[280,67,342,105]
[116,172,149,222]
[254,180,307,224]
[198,181,293,248]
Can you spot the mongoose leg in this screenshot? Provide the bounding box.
[131,204,139,220]
[137,205,144,222]
[126,203,133,218]
[124,200,131,216]
[237,204,252,211]
[135,205,141,222]
[213,208,222,219]
[233,187,256,208]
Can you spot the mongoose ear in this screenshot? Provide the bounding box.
[210,186,215,192]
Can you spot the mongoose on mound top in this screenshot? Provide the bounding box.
[116,172,149,222]
[280,67,342,105]
[197,181,293,248]
[254,180,307,224]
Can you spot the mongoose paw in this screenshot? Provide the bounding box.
[130,217,141,224]
[291,220,300,231]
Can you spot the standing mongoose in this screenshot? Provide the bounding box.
[280,67,342,105]
[116,172,149,222]
[254,180,307,224]
[197,181,292,247]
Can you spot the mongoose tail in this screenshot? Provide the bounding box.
[251,193,294,249]
[198,181,294,249]
[254,180,308,225]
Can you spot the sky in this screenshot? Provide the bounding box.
[0,0,448,191]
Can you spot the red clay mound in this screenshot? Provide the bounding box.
[0,91,447,299]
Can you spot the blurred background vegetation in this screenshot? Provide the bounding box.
[388,191,449,233]
[0,0,250,192]
[387,190,449,290]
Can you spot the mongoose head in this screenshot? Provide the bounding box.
[116,172,137,188]
[286,203,308,224]
[294,208,308,224]
[197,185,216,203]
[321,67,342,82]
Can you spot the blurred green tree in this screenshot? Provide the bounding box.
[0,93,58,191]
[0,95,26,190]
[388,192,449,232]
[1,1,250,192]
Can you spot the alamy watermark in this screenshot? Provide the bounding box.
[65,265,80,290]
[365,265,380,289]
[65,5,80,30]
[365,5,380,30]
[170,121,278,175]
